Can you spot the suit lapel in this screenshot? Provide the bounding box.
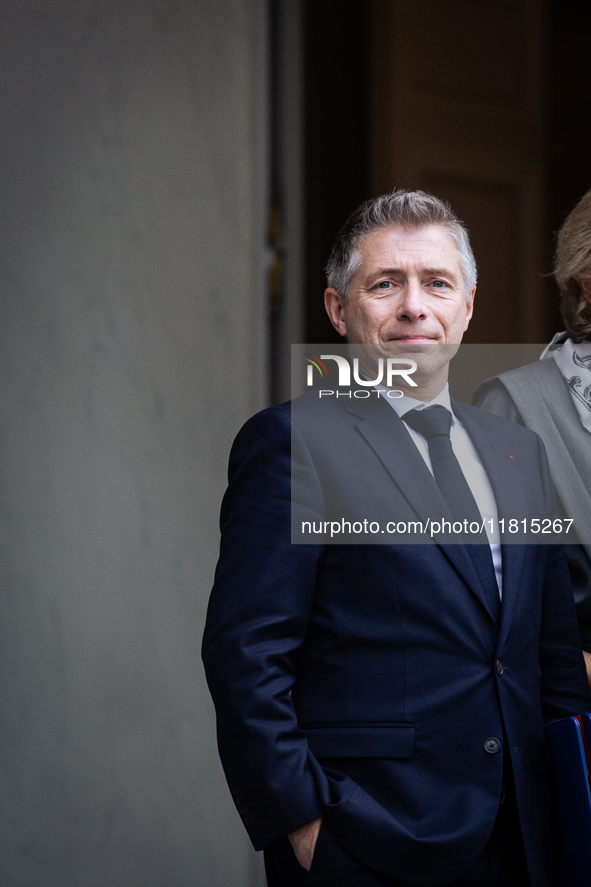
[451,400,529,527]
[344,395,532,630]
[451,400,527,638]
[343,395,492,613]
[348,395,449,526]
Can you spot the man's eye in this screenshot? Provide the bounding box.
[431,280,447,288]
[377,281,391,289]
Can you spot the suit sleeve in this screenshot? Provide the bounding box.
[201,406,326,850]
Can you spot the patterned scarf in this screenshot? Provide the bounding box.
[541,332,591,434]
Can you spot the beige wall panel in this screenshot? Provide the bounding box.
[0,1,268,885]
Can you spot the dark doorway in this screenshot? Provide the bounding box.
[303,0,370,343]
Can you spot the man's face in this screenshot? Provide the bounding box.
[325,224,475,346]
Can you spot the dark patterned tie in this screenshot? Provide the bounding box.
[403,405,500,625]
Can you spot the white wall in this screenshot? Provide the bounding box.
[0,2,267,884]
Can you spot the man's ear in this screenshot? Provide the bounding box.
[463,285,476,331]
[324,288,348,337]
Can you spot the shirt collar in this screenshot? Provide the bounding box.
[539,331,570,360]
[375,382,454,423]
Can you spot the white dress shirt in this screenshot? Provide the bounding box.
[376,384,503,596]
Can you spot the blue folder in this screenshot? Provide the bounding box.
[544,713,591,886]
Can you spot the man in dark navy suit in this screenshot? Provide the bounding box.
[202,190,591,886]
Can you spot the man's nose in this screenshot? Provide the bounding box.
[396,279,428,321]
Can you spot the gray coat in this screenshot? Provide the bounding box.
[474,357,591,651]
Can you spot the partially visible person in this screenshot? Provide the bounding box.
[474,187,591,684]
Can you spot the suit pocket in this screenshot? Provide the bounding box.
[303,723,415,758]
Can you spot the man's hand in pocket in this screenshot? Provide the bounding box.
[288,816,323,871]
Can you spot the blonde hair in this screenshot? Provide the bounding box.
[555,187,591,340]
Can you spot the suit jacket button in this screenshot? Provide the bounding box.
[496,659,504,675]
[243,815,255,827]
[484,737,501,754]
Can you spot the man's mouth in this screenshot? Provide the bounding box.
[391,336,437,342]
[385,335,440,345]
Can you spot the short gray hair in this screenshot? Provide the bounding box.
[326,189,477,302]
